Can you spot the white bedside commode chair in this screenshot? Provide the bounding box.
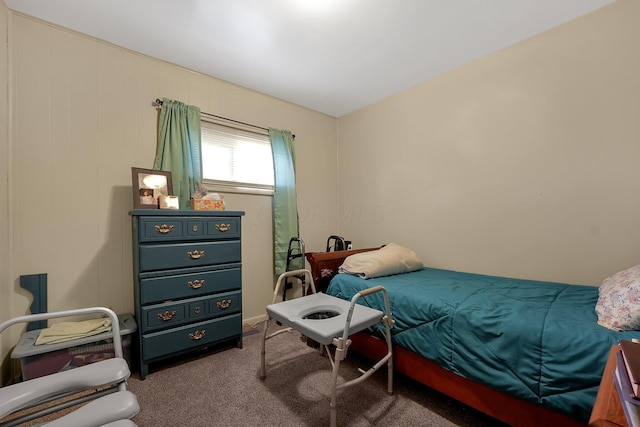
[259,269,394,427]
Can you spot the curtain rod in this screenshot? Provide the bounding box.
[153,98,270,133]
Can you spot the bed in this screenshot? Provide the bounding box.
[305,247,640,427]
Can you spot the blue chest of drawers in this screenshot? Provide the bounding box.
[130,209,245,379]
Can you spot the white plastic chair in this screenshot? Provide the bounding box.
[0,307,139,427]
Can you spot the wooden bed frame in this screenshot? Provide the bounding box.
[305,248,588,427]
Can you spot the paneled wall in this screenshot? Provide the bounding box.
[1,1,11,383]
[2,11,339,367]
[337,0,640,286]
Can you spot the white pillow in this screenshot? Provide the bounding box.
[596,264,640,331]
[338,243,424,279]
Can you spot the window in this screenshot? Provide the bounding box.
[201,117,274,194]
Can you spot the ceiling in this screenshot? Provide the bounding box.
[4,0,614,117]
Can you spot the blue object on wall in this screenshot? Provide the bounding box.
[19,274,48,331]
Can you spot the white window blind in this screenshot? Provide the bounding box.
[201,118,274,194]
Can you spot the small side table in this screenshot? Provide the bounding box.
[589,346,627,427]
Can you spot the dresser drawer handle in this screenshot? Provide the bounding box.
[187,250,205,259]
[216,299,232,309]
[187,279,205,289]
[188,330,206,340]
[157,310,176,321]
[154,224,175,234]
[215,223,231,232]
[194,307,201,314]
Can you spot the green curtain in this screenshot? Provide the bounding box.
[154,98,202,209]
[269,128,299,275]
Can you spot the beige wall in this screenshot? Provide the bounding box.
[1,12,339,367]
[0,0,11,384]
[337,0,640,286]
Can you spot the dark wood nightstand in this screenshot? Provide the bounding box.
[589,346,627,427]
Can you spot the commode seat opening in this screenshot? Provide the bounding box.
[300,305,343,321]
[303,311,340,320]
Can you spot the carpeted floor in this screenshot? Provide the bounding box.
[126,325,509,426]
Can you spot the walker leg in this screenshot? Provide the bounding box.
[387,356,393,395]
[259,319,269,380]
[384,316,394,395]
[329,338,349,427]
[329,355,341,427]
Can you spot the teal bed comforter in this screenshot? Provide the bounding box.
[326,267,640,422]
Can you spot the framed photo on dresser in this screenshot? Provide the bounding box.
[131,167,173,209]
